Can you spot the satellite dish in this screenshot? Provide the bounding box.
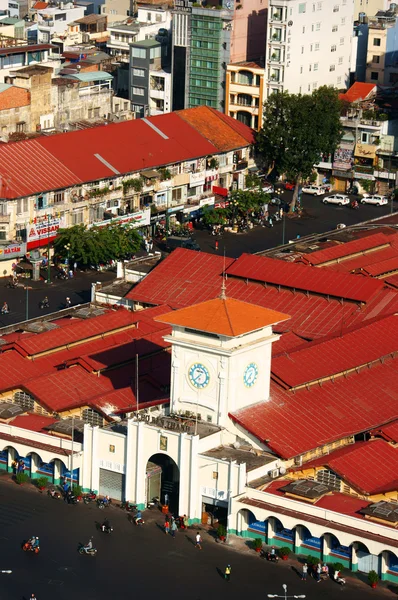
[288,20,293,26]
[279,466,287,475]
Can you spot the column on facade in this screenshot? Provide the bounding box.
[237,462,246,495]
[217,356,227,425]
[91,426,100,493]
[226,459,236,538]
[170,351,180,413]
[188,434,199,523]
[135,422,145,509]
[322,533,331,562]
[293,525,300,554]
[351,543,358,572]
[177,432,187,517]
[380,551,388,581]
[267,517,275,545]
[82,424,92,492]
[124,419,136,503]
[30,453,39,477]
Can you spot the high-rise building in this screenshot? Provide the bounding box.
[365,8,398,85]
[265,0,355,97]
[171,0,233,111]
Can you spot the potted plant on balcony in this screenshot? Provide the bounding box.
[272,33,279,40]
[368,570,379,589]
[279,547,291,560]
[217,524,227,542]
[36,476,48,491]
[253,538,263,553]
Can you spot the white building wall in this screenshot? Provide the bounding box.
[266,0,355,96]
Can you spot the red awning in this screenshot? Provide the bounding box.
[213,186,228,197]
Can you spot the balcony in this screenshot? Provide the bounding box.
[0,214,10,223]
[269,10,283,22]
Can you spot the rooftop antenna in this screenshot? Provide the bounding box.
[220,250,227,300]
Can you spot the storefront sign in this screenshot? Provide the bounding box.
[28,217,67,243]
[199,197,215,208]
[190,172,205,187]
[150,213,165,224]
[333,142,354,171]
[302,534,321,549]
[91,208,150,229]
[248,515,267,535]
[0,242,26,260]
[354,172,375,181]
[167,205,184,214]
[332,170,352,179]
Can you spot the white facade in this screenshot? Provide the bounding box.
[36,4,85,43]
[148,69,171,115]
[266,0,355,96]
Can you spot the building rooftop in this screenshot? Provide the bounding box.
[68,71,113,82]
[132,38,161,47]
[202,445,276,471]
[156,297,290,337]
[298,232,391,266]
[340,82,377,104]
[0,107,253,199]
[74,14,107,24]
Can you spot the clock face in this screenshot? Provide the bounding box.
[243,363,258,388]
[189,363,210,389]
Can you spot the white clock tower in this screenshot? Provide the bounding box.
[156,294,290,428]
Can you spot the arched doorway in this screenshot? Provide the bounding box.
[323,532,351,567]
[354,541,379,574]
[147,453,179,514]
[236,508,266,539]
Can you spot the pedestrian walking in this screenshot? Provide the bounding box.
[215,239,219,251]
[224,564,231,581]
[302,563,308,581]
[171,519,177,538]
[268,216,273,228]
[73,262,77,273]
[11,459,17,475]
[316,562,322,582]
[195,531,202,550]
[164,519,170,535]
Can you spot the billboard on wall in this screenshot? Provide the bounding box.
[90,208,151,229]
[333,142,354,171]
[0,242,26,261]
[27,217,67,250]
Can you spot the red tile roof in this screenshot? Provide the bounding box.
[271,314,398,388]
[0,431,71,457]
[32,1,48,8]
[340,82,377,103]
[226,253,384,303]
[292,439,398,495]
[156,297,290,337]
[10,414,58,433]
[0,109,253,199]
[371,420,398,444]
[299,233,390,266]
[128,249,398,340]
[230,357,398,459]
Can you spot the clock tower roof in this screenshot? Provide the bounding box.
[155,297,290,337]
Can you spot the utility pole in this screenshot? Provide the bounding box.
[47,213,51,284]
[70,415,75,490]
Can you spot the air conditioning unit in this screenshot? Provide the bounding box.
[294,455,303,466]
[270,468,279,479]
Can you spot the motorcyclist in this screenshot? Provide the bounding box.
[101,519,111,533]
[351,199,359,209]
[133,510,142,525]
[84,537,93,552]
[29,536,39,550]
[102,495,110,506]
[1,302,9,314]
[41,296,49,308]
[65,297,71,308]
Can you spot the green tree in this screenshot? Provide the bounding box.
[256,86,342,211]
[201,207,229,227]
[53,224,142,266]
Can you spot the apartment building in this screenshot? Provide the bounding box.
[365,8,398,85]
[266,0,355,97]
[129,38,171,116]
[354,0,390,18]
[225,61,265,130]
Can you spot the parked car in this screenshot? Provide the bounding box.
[284,181,295,190]
[360,195,388,206]
[302,184,326,196]
[323,194,350,206]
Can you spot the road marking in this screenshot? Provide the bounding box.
[48,579,64,585]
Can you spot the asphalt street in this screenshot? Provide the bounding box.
[0,478,394,600]
[0,269,116,328]
[193,191,398,258]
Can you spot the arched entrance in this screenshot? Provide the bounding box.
[354,541,379,574]
[147,453,179,514]
[236,508,266,539]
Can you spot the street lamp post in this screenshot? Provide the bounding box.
[24,286,29,321]
[46,213,51,285]
[267,584,306,600]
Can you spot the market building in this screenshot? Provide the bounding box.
[0,224,398,579]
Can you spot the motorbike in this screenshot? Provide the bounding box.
[97,498,111,509]
[47,488,61,499]
[350,200,359,210]
[262,550,278,562]
[83,491,97,504]
[147,496,159,509]
[65,492,77,505]
[120,500,136,512]
[23,540,40,554]
[131,513,144,526]
[78,543,97,556]
[333,571,346,585]
[101,523,113,534]
[56,271,68,280]
[39,300,50,310]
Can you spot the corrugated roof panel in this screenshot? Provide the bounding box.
[363,256,398,277]
[230,357,398,459]
[271,314,398,388]
[225,253,384,303]
[302,232,390,265]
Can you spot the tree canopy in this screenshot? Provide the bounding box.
[256,86,343,210]
[53,224,142,266]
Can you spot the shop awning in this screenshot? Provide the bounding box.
[354,143,377,160]
[213,186,228,197]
